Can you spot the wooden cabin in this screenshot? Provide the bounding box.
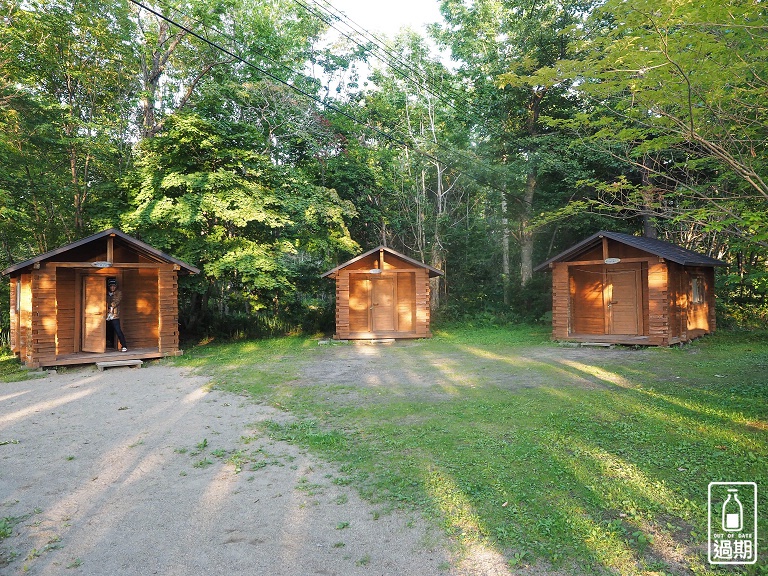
[535,231,726,346]
[3,228,199,368]
[322,246,443,340]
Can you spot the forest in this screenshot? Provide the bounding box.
[1,0,766,341]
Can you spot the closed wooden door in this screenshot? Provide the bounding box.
[371,277,395,332]
[606,270,640,335]
[82,275,106,353]
[349,276,371,333]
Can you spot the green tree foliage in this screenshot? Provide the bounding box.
[123,112,357,336]
[558,0,768,244]
[1,0,767,337]
[1,0,138,245]
[435,0,608,294]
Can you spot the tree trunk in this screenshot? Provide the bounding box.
[640,155,658,238]
[501,191,510,304]
[519,89,544,287]
[520,170,536,287]
[137,16,186,139]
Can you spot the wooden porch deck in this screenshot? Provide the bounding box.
[560,333,653,346]
[47,347,182,368]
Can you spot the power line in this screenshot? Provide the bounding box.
[293,0,527,193]
[128,0,446,166]
[128,0,523,200]
[297,0,473,118]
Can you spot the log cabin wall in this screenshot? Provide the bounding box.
[667,263,684,343]
[334,270,351,339]
[56,268,77,355]
[647,260,669,345]
[19,273,32,363]
[551,263,569,340]
[705,267,717,333]
[9,276,18,353]
[324,246,441,340]
[685,265,716,338]
[122,268,160,350]
[415,268,431,338]
[31,268,57,367]
[158,267,180,353]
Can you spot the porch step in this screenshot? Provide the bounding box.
[96,360,143,371]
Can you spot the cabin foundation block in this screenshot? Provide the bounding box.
[96,360,143,371]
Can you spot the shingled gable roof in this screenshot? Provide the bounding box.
[2,228,200,276]
[321,245,444,278]
[534,230,727,272]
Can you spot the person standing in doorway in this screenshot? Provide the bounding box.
[107,278,128,352]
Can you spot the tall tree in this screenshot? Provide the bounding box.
[435,0,597,290]
[123,112,357,333]
[0,0,138,249]
[562,0,768,245]
[131,0,327,139]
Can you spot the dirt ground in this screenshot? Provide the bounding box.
[0,359,526,576]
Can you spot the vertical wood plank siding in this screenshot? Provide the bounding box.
[122,268,161,350]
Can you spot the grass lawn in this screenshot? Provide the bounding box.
[175,326,768,575]
[0,349,35,383]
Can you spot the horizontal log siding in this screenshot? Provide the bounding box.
[551,264,569,339]
[706,267,717,333]
[19,274,31,363]
[56,268,76,355]
[31,269,57,367]
[415,269,430,337]
[647,261,669,345]
[334,271,350,339]
[158,269,179,353]
[9,278,18,353]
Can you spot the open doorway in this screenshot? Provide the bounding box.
[81,275,124,353]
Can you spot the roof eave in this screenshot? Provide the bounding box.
[534,230,727,271]
[321,246,444,278]
[2,228,200,276]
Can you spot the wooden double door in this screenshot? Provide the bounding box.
[570,265,644,336]
[348,273,415,336]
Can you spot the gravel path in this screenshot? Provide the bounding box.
[0,364,477,576]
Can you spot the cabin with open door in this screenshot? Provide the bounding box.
[535,231,726,346]
[3,228,199,368]
[322,246,443,339]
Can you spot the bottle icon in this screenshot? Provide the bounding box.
[722,488,743,532]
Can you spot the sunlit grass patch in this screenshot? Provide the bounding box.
[0,349,34,383]
[174,327,768,575]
